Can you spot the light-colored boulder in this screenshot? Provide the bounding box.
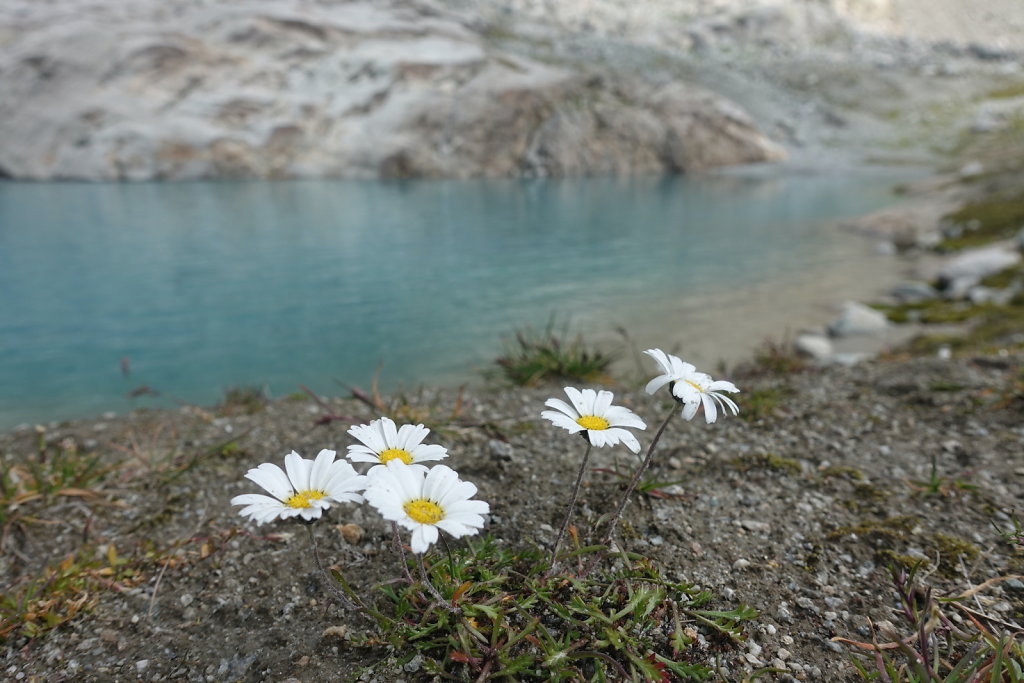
[937,246,1021,290]
[0,0,784,181]
[828,301,889,337]
[794,333,833,360]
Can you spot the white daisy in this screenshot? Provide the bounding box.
[363,462,488,554]
[541,387,647,453]
[231,449,367,524]
[643,348,740,423]
[347,417,447,470]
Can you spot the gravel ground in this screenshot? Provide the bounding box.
[1,349,1022,681]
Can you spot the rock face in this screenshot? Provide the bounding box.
[0,0,784,181]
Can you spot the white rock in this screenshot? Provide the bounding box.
[938,247,1021,290]
[827,302,889,337]
[958,161,984,177]
[794,333,833,360]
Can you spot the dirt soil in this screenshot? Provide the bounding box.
[1,349,1022,682]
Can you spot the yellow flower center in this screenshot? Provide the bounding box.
[379,448,413,465]
[683,380,705,393]
[285,490,325,509]
[576,415,610,430]
[403,499,444,524]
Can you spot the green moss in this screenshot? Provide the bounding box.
[876,550,932,571]
[803,544,823,571]
[929,381,965,392]
[929,533,980,576]
[987,82,1024,100]
[937,194,1024,250]
[898,296,1024,356]
[820,465,865,481]
[827,516,917,541]
[979,261,1024,289]
[729,452,802,475]
[873,300,988,325]
[738,386,795,422]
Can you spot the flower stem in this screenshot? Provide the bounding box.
[417,553,457,613]
[306,525,391,628]
[391,521,414,584]
[597,406,676,550]
[549,442,593,568]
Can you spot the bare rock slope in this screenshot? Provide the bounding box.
[0,0,783,181]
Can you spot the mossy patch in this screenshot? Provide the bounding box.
[986,82,1024,100]
[827,515,917,541]
[826,518,980,578]
[820,465,866,482]
[900,296,1024,356]
[729,452,802,475]
[937,193,1024,251]
[931,532,980,569]
[872,300,984,325]
[738,385,795,422]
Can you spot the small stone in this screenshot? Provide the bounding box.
[743,652,764,666]
[772,658,788,670]
[740,519,770,532]
[781,635,794,645]
[100,629,119,643]
[136,660,149,672]
[296,656,309,667]
[180,594,194,607]
[732,558,752,570]
[488,439,513,460]
[338,524,364,544]
[404,654,424,673]
[778,648,792,660]
[321,625,348,640]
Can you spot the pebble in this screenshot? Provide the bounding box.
[338,523,364,544]
[488,439,513,460]
[732,558,752,570]
[136,660,150,672]
[180,594,194,607]
[781,635,794,645]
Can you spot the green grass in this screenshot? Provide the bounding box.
[348,537,757,680]
[0,545,139,640]
[493,320,615,387]
[0,436,111,527]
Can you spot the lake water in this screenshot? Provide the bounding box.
[0,170,916,428]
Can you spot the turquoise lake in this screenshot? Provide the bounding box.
[0,170,915,428]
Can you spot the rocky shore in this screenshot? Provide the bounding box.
[2,1,1024,680]
[0,346,1021,680]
